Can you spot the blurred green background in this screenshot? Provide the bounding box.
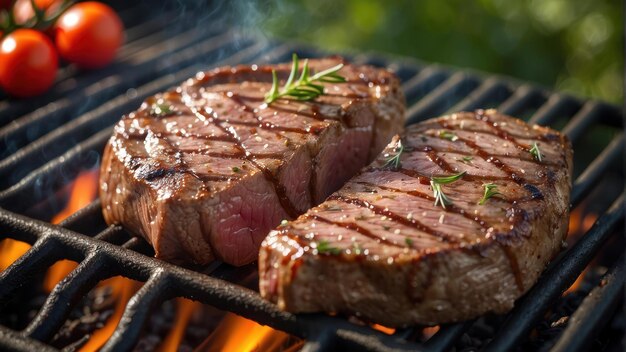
[258,0,622,104]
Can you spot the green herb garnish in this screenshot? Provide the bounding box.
[383,140,404,170]
[316,240,342,255]
[439,130,458,141]
[430,171,466,209]
[264,53,346,104]
[149,103,175,117]
[529,142,542,162]
[405,237,414,247]
[478,183,501,205]
[461,156,473,163]
[432,171,466,184]
[232,166,241,173]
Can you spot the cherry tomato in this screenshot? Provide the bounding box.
[54,2,123,69]
[13,0,62,25]
[0,29,58,98]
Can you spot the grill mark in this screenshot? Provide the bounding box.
[436,120,539,292]
[304,214,405,248]
[184,95,300,218]
[472,110,558,144]
[401,144,561,167]
[418,118,556,144]
[328,194,458,243]
[437,120,530,185]
[356,181,491,230]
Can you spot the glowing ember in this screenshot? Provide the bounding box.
[422,325,440,339]
[196,314,291,352]
[157,298,201,351]
[371,323,395,335]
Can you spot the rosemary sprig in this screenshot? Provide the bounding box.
[316,240,342,255]
[461,156,473,163]
[431,171,466,184]
[529,142,542,162]
[383,140,404,170]
[439,130,458,141]
[264,53,346,104]
[430,171,466,209]
[478,183,501,205]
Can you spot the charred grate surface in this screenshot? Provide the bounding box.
[0,1,623,351]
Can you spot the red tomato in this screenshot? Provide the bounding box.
[54,2,123,69]
[13,0,62,25]
[0,29,58,98]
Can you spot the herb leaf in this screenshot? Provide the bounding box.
[439,130,459,141]
[461,156,473,163]
[264,53,346,104]
[430,171,466,209]
[432,171,466,184]
[529,142,542,162]
[149,103,175,117]
[478,183,501,205]
[405,237,414,247]
[383,140,404,170]
[316,240,342,255]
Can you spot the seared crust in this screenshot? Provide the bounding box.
[99,58,405,266]
[259,109,572,326]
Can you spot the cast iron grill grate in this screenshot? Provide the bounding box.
[0,1,623,351]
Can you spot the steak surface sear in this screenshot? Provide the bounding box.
[259,110,572,326]
[99,58,405,266]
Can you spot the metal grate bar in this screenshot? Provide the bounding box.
[406,72,480,124]
[94,225,129,245]
[0,326,57,352]
[483,195,624,352]
[571,135,624,207]
[101,271,170,352]
[550,256,625,352]
[528,94,581,126]
[0,237,61,305]
[24,252,110,341]
[449,78,511,112]
[0,129,110,210]
[561,102,605,142]
[497,85,546,116]
[58,200,104,236]
[423,321,475,352]
[401,66,449,106]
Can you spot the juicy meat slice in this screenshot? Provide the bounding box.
[259,109,573,327]
[99,57,405,266]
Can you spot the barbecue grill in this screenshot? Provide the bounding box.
[0,1,623,351]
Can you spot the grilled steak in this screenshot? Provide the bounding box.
[259,109,572,326]
[99,58,405,266]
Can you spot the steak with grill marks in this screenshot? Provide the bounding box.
[99,57,405,266]
[259,109,572,326]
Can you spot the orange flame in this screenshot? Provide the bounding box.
[0,239,31,273]
[158,298,202,351]
[564,206,598,294]
[195,314,291,352]
[79,277,140,352]
[43,170,99,292]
